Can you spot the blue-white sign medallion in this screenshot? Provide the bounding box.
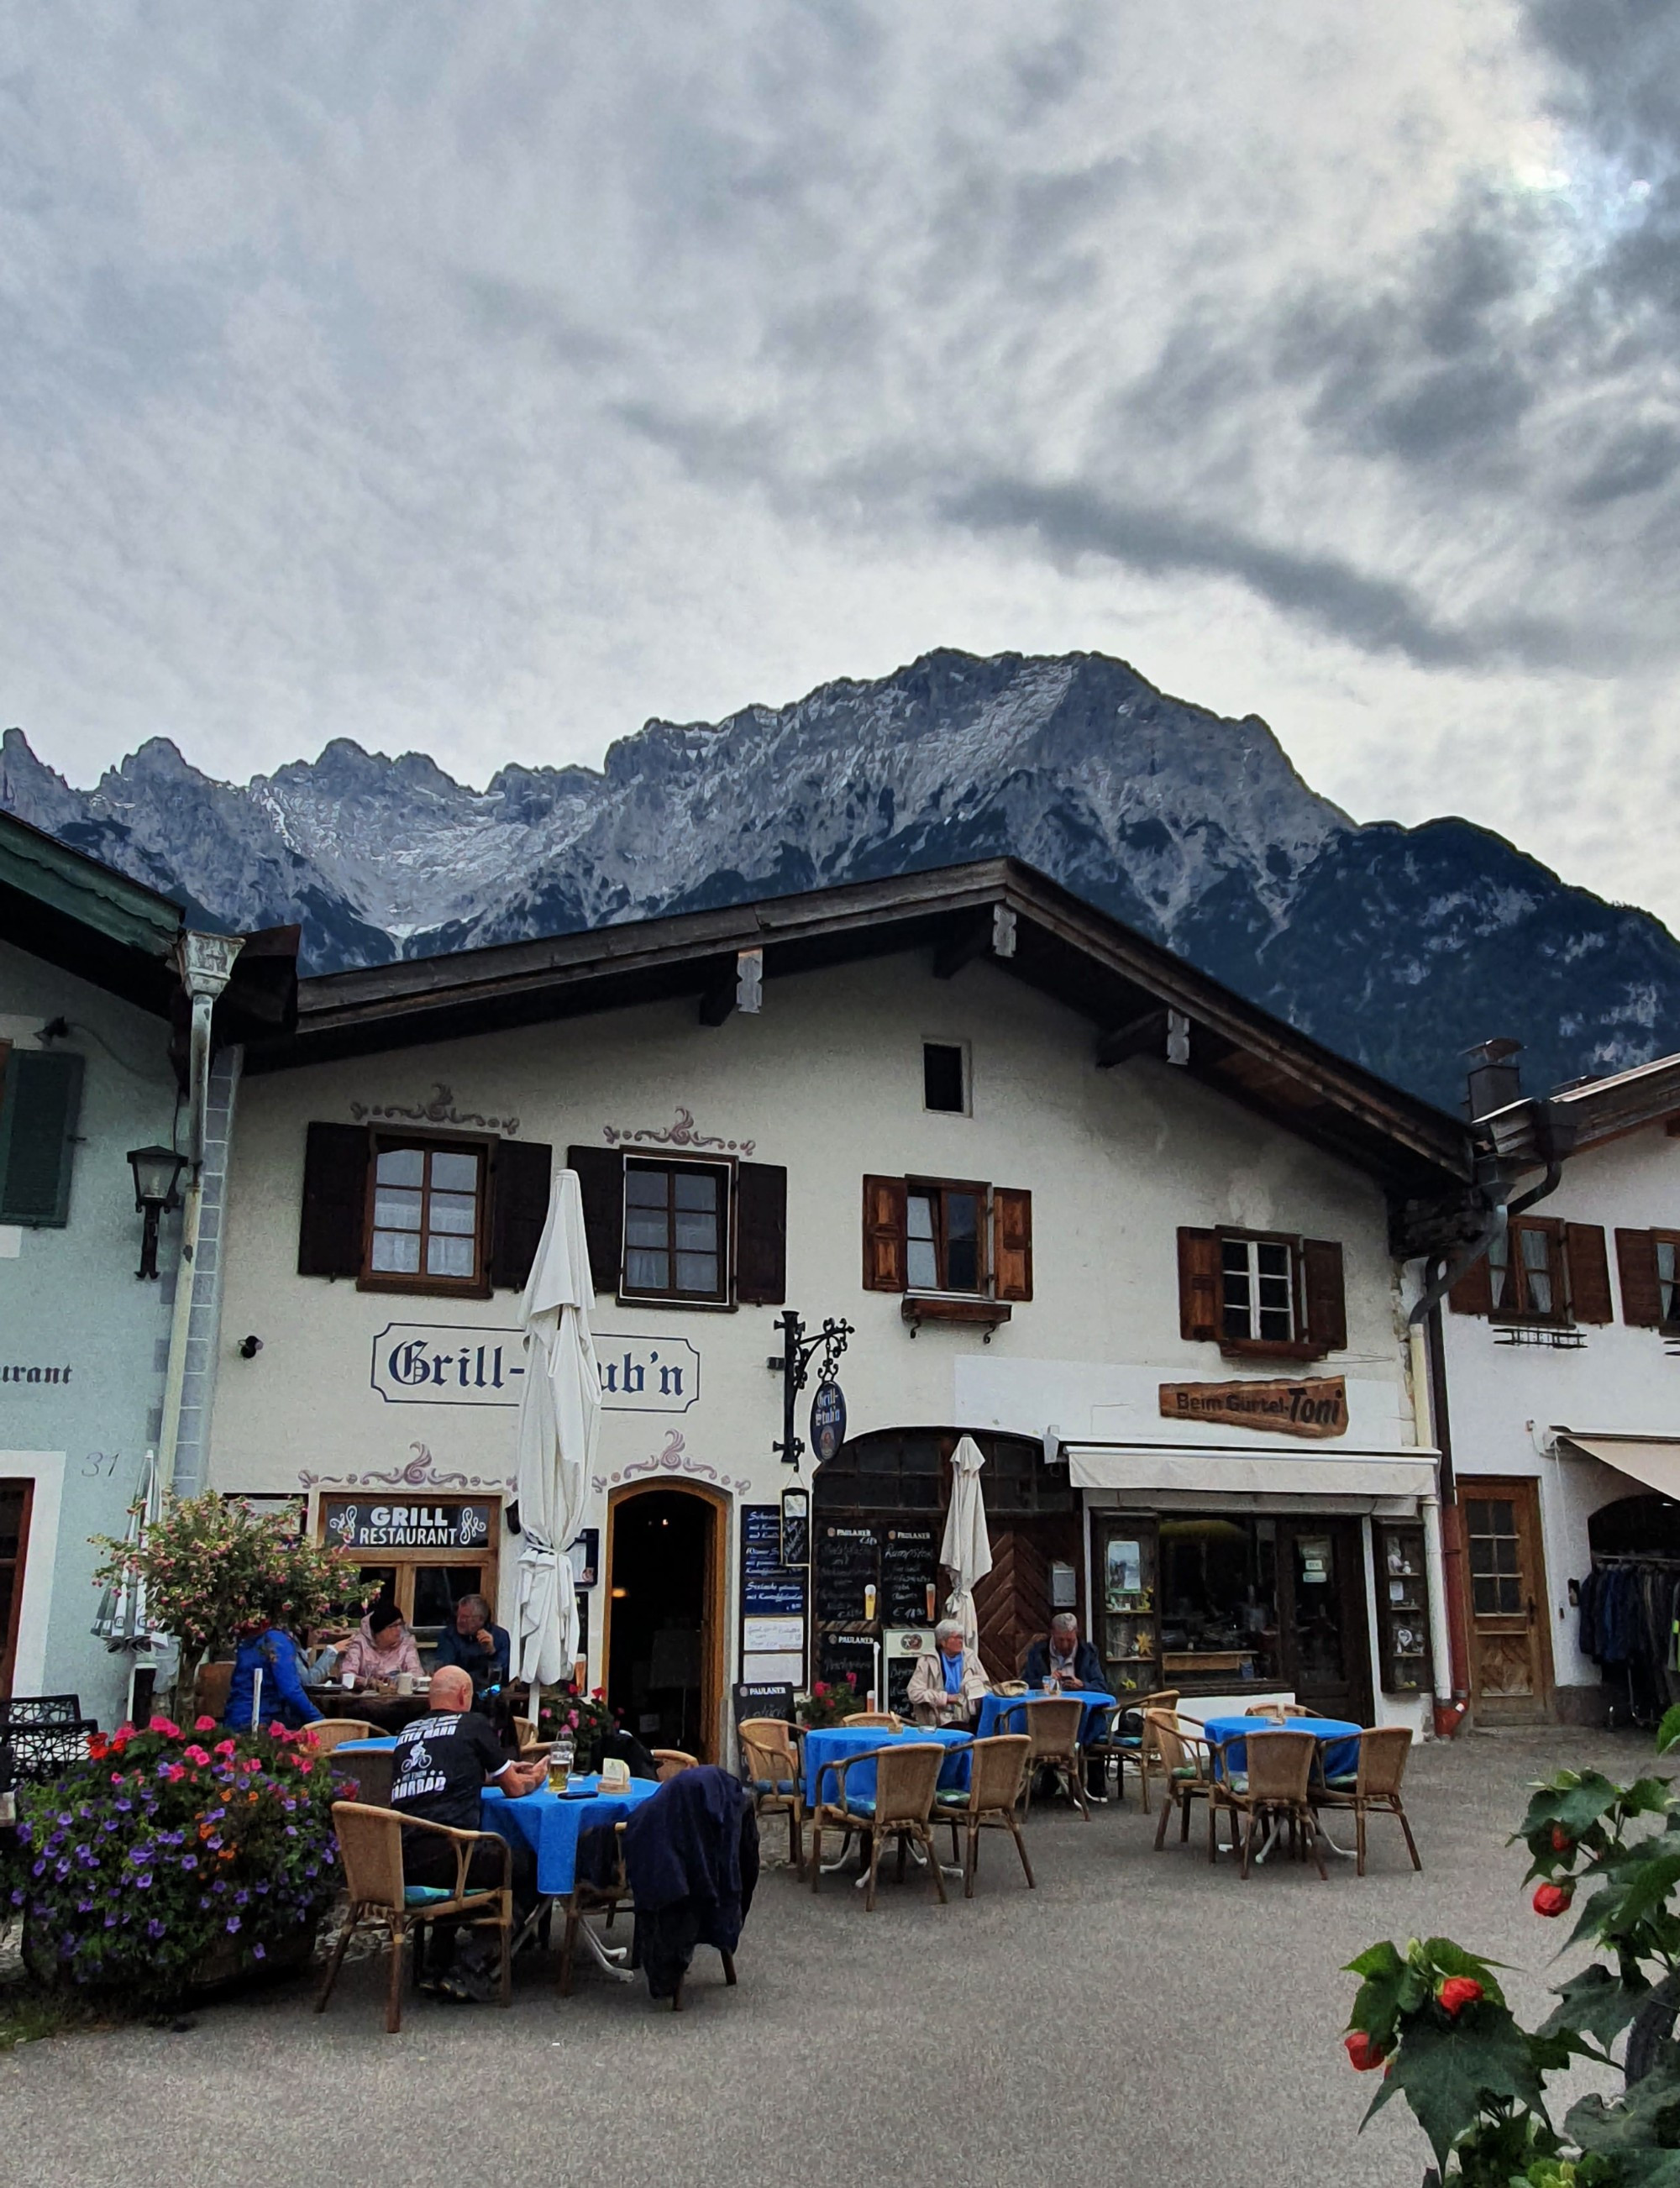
[810,1381,847,1464]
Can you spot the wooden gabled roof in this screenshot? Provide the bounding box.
[249,856,1473,1197]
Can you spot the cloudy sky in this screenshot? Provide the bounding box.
[3,3,1678,921]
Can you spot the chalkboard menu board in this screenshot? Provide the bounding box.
[816,1630,877,1696]
[886,1652,916,1715]
[882,1525,938,1626]
[742,1504,807,1622]
[814,1523,879,1622]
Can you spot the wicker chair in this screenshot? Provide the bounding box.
[934,1734,1033,1898]
[843,1711,903,1730]
[1147,1711,1219,1855]
[1210,1728,1326,1880]
[315,1799,514,2033]
[652,1749,699,1781]
[303,1718,384,1753]
[1312,1729,1420,1876]
[739,1718,805,1872]
[810,1743,948,1912]
[1083,1690,1180,1807]
[560,1819,633,1996]
[995,1695,1089,1821]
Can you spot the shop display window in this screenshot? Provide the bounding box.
[1374,1522,1431,1693]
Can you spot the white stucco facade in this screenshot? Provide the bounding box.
[207,946,1439,1748]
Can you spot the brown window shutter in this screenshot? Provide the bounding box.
[862,1174,908,1292]
[1446,1251,1493,1316]
[1300,1238,1347,1355]
[735,1162,787,1304]
[566,1146,625,1293]
[489,1139,552,1290]
[1563,1222,1613,1325]
[297,1122,370,1278]
[1177,1227,1220,1341]
[993,1187,1033,1302]
[1616,1228,1663,1327]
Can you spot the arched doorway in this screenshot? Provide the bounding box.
[603,1483,727,1760]
[811,1428,1079,1690]
[1589,1492,1680,1559]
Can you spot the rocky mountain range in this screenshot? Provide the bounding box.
[4,648,1676,1114]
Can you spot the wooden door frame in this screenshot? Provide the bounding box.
[0,1477,34,1701]
[1456,1475,1556,1719]
[602,1480,729,1762]
[1276,1515,1374,1725]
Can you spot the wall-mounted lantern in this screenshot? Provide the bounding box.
[126,1144,187,1280]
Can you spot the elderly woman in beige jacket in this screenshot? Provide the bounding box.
[906,1619,990,1727]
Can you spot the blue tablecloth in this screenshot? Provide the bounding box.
[480,1776,661,1896]
[1202,1716,1363,1782]
[975,1690,1114,1745]
[333,1737,399,1753]
[803,1726,972,1810]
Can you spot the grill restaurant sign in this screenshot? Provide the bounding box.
[369,1324,699,1413]
[1158,1375,1348,1439]
[323,1498,496,1551]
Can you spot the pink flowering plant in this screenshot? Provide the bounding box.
[795,1676,869,1729]
[536,1688,617,1772]
[2,1714,341,2007]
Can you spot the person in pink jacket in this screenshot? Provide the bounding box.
[337,1598,423,1685]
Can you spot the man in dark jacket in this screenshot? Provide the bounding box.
[1021,1613,1112,1800]
[432,1592,513,1692]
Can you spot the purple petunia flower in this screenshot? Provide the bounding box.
[146,1919,165,1939]
[114,1799,132,1814]
[135,1874,153,1890]
[225,1916,240,1934]
[251,1943,265,1960]
[180,1854,197,1871]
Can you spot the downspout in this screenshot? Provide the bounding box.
[1407,1309,1461,1734]
[1407,1097,1572,1332]
[159,933,245,1495]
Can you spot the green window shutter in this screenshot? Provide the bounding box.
[0,1051,85,1226]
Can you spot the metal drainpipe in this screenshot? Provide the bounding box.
[158,934,244,1495]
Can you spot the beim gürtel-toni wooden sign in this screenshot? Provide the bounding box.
[1158,1374,1348,1439]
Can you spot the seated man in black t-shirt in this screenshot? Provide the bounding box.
[391,1666,545,1998]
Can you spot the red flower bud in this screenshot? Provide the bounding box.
[1344,2030,1386,2072]
[1437,1976,1483,2017]
[1533,1881,1573,1918]
[1551,1825,1572,1855]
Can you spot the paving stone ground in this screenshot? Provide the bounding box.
[0,1727,1652,2188]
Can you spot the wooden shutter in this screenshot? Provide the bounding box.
[1299,1238,1347,1355]
[1564,1223,1613,1325]
[1616,1228,1663,1327]
[0,1051,84,1227]
[862,1174,908,1292]
[992,1187,1033,1302]
[735,1162,788,1304]
[1446,1251,1493,1316]
[489,1138,552,1290]
[566,1146,624,1293]
[1177,1227,1220,1341]
[297,1122,370,1278]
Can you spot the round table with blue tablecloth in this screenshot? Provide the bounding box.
[974,1689,1116,1745]
[802,1725,973,1810]
[1201,1715,1363,1784]
[480,1774,662,1896]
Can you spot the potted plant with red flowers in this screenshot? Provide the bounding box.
[5,1714,343,2007]
[535,1688,617,1774]
[795,1676,871,1730]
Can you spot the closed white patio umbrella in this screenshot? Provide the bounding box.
[940,1435,993,1655]
[512,1170,601,1724]
[92,1446,162,1653]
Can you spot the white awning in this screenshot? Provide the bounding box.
[1558,1435,1680,1499]
[1065,1440,1439,1507]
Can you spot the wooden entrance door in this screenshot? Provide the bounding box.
[0,1480,33,1700]
[971,1516,1084,1685]
[603,1483,727,1761]
[1459,1478,1552,1724]
[1277,1518,1373,1723]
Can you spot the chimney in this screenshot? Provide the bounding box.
[1463,1037,1523,1123]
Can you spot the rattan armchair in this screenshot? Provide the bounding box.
[995,1695,1089,1820]
[843,1711,903,1730]
[739,1718,805,1873]
[316,1799,513,2032]
[1210,1729,1326,1880]
[651,1748,699,1781]
[1082,1689,1180,1807]
[810,1743,948,1911]
[934,1734,1033,1897]
[303,1718,384,1753]
[1147,1710,1219,1855]
[1311,1728,1420,1876]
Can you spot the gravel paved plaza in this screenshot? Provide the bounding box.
[1,1728,1649,2188]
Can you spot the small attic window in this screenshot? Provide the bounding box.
[923,1042,968,1115]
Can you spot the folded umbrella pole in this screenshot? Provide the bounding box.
[940,1435,993,1653]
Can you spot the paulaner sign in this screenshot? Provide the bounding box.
[323,1498,496,1550]
[369,1325,700,1413]
[1158,1375,1348,1439]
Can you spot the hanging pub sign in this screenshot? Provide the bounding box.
[323,1498,496,1551]
[780,1487,810,1568]
[1157,1375,1348,1439]
[810,1381,847,1464]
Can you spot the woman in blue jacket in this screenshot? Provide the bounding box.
[224,1619,323,1732]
